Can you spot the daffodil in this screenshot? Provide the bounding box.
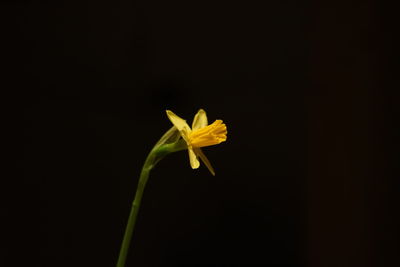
[166,109,227,176]
[117,109,227,267]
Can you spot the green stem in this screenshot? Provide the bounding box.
[116,140,187,267]
[116,162,151,267]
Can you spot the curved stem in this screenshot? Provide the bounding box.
[116,163,151,267]
[116,141,187,267]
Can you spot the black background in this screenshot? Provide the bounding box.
[3,0,398,266]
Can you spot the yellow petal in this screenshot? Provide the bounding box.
[193,147,215,176]
[188,147,200,169]
[166,110,192,142]
[166,110,191,132]
[192,109,208,130]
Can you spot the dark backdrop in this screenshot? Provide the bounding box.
[3,0,398,267]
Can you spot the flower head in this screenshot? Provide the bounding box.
[166,109,227,175]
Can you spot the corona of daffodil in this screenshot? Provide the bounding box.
[166,109,227,176]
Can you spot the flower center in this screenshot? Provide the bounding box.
[188,120,227,148]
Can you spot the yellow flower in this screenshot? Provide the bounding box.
[166,109,227,176]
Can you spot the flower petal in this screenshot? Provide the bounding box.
[166,110,192,142]
[193,147,215,176]
[192,109,208,130]
[188,147,200,169]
